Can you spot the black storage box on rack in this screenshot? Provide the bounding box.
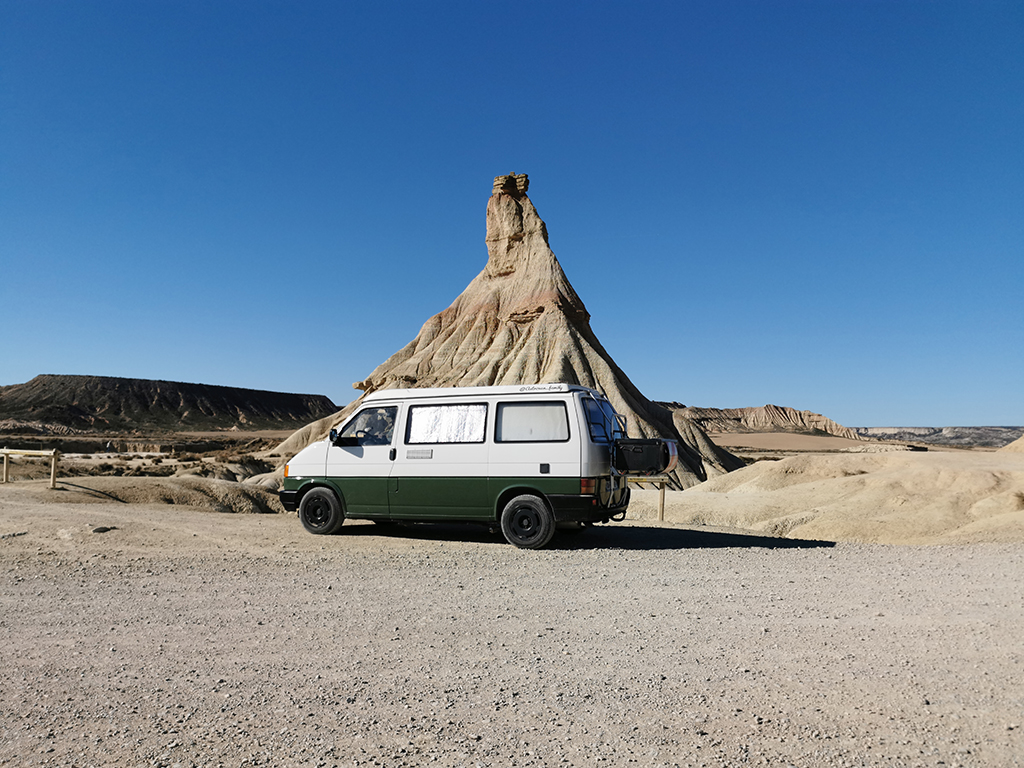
[613,438,675,475]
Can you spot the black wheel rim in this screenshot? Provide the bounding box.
[305,497,330,529]
[511,505,541,542]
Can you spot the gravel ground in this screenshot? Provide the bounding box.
[1,487,1022,767]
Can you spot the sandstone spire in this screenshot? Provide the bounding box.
[272,174,742,488]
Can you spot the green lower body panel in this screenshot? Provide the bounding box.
[388,476,490,519]
[325,477,389,518]
[288,476,612,523]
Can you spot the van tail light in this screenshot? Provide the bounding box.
[581,478,596,495]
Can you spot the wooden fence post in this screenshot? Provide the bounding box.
[625,475,670,523]
[0,448,61,487]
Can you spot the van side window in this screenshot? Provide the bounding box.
[583,398,609,442]
[600,399,626,440]
[341,406,397,446]
[496,402,569,443]
[406,404,487,444]
[583,397,624,442]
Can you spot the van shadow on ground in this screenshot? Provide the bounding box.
[53,482,128,503]
[342,521,835,551]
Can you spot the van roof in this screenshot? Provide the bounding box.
[361,383,605,402]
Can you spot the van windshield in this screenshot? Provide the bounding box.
[340,406,397,446]
[583,397,625,442]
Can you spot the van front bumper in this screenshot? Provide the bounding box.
[279,489,300,512]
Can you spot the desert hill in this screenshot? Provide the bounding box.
[628,450,1024,544]
[271,173,744,488]
[0,374,337,433]
[658,402,859,440]
[1000,434,1024,453]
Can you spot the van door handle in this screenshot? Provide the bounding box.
[389,448,396,461]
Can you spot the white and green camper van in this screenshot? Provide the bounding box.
[279,383,678,548]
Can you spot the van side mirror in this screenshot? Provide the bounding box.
[329,429,359,447]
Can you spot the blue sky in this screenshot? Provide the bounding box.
[1,1,1021,427]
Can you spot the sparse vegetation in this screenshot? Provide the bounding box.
[0,425,282,485]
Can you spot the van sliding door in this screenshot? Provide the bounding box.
[389,402,490,519]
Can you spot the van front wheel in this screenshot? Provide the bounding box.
[500,494,555,549]
[299,488,344,535]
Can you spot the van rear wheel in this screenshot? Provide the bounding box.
[500,494,555,549]
[299,488,344,535]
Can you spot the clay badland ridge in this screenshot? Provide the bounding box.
[656,408,1024,450]
[0,374,337,433]
[658,402,859,440]
[274,173,744,488]
[856,425,1024,449]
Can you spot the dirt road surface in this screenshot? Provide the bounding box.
[1,485,1022,767]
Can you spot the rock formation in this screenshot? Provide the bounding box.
[272,173,744,488]
[660,403,860,440]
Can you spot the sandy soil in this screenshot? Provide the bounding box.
[2,482,1023,768]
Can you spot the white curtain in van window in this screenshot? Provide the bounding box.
[497,403,569,442]
[407,404,486,444]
